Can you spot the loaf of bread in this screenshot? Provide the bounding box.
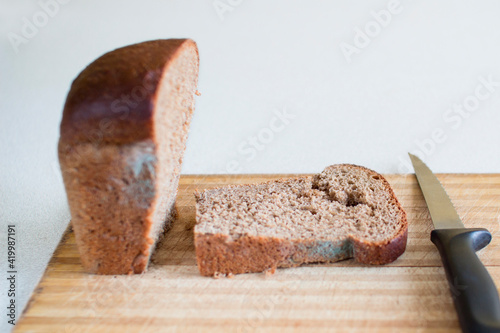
[194,164,407,276]
[58,39,199,274]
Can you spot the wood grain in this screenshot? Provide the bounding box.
[15,174,500,332]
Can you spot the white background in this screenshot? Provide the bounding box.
[1,1,500,331]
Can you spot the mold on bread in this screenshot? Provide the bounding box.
[194,164,408,276]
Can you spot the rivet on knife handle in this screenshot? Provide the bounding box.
[409,153,500,333]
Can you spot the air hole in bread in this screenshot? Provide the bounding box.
[346,194,360,207]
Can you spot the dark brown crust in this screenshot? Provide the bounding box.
[194,234,295,276]
[59,39,198,145]
[194,164,408,276]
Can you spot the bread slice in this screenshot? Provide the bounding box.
[58,39,199,275]
[194,164,407,276]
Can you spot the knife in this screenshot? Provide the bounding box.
[409,153,500,333]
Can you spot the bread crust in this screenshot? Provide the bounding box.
[59,39,199,275]
[194,165,408,276]
[59,39,198,145]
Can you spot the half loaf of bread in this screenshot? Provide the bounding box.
[194,164,407,276]
[58,39,199,274]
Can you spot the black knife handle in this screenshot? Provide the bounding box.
[431,228,500,333]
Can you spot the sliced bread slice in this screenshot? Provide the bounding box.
[194,164,407,276]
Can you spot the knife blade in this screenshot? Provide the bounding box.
[409,153,500,333]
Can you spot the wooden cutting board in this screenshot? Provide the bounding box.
[15,174,500,332]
